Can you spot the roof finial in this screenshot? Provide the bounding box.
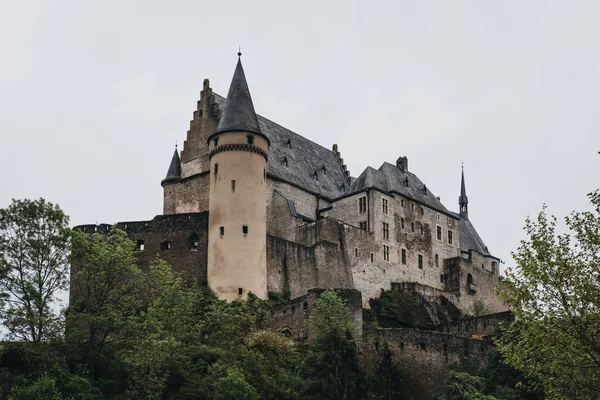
[461,161,464,170]
[238,45,242,57]
[175,140,178,148]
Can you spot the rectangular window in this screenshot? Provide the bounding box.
[448,230,453,245]
[382,198,388,214]
[401,218,405,229]
[420,207,424,215]
[214,163,219,175]
[231,180,236,192]
[359,196,367,213]
[220,226,224,237]
[238,288,243,297]
[383,245,390,262]
[418,254,423,269]
[401,249,407,264]
[382,222,389,240]
[437,226,442,241]
[440,274,445,283]
[411,222,415,233]
[420,225,424,236]
[411,203,415,211]
[242,225,248,235]
[359,221,367,231]
[448,217,452,226]
[355,248,359,257]
[435,254,439,267]
[370,253,374,263]
[401,199,405,207]
[437,213,441,221]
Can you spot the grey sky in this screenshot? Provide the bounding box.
[1,0,599,273]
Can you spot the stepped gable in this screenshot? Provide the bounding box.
[213,94,349,200]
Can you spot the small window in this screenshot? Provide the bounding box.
[238,288,243,297]
[220,226,224,237]
[321,165,326,175]
[410,203,415,211]
[467,273,473,285]
[370,253,374,263]
[160,241,171,251]
[437,214,441,221]
[213,137,219,147]
[382,222,389,240]
[401,249,407,265]
[448,230,453,245]
[303,301,308,311]
[420,207,424,215]
[242,225,248,235]
[401,199,405,207]
[448,217,452,227]
[382,198,388,214]
[354,248,359,257]
[214,163,219,175]
[136,240,145,251]
[188,233,200,249]
[231,180,236,192]
[411,222,415,233]
[199,109,203,117]
[440,274,445,283]
[401,218,405,229]
[282,157,288,167]
[359,221,367,231]
[313,170,319,181]
[420,225,424,236]
[286,139,292,148]
[359,196,367,213]
[420,343,426,351]
[247,135,254,145]
[435,254,439,267]
[418,254,423,269]
[383,245,390,262]
[437,226,442,241]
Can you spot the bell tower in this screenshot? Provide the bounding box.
[207,53,269,301]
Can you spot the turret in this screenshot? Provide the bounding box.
[459,165,468,220]
[162,146,181,215]
[207,53,269,301]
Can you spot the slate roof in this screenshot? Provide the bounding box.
[161,147,181,186]
[346,162,454,217]
[211,57,265,141]
[459,216,495,258]
[213,94,349,200]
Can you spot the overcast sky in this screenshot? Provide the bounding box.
[1,0,599,273]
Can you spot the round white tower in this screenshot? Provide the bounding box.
[207,55,269,301]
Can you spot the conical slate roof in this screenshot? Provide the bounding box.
[459,167,469,219]
[161,147,181,186]
[210,56,267,143]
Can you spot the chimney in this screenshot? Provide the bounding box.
[396,156,408,172]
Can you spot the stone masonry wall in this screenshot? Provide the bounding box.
[163,173,210,215]
[433,311,514,337]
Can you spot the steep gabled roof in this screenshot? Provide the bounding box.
[458,216,495,258]
[213,94,349,200]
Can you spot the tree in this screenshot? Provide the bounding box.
[67,228,141,378]
[0,198,71,342]
[302,290,366,400]
[369,341,412,400]
[439,371,497,400]
[497,190,600,399]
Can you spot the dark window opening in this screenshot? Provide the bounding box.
[354,248,359,257]
[231,180,236,192]
[411,222,415,232]
[282,157,288,167]
[383,245,390,262]
[359,197,367,213]
[313,170,318,181]
[160,241,171,251]
[375,342,380,352]
[188,233,200,249]
[467,273,473,285]
[420,225,424,236]
[238,288,243,297]
[435,254,439,266]
[440,274,445,283]
[247,135,254,145]
[321,165,326,175]
[286,139,292,148]
[220,226,224,237]
[370,253,374,263]
[402,249,407,264]
[437,226,442,240]
[418,254,423,269]
[359,221,367,231]
[214,163,219,175]
[136,240,145,251]
[213,137,218,147]
[420,207,424,215]
[242,225,248,235]
[382,222,389,240]
[199,109,203,117]
[448,230,453,245]
[303,301,308,311]
[420,343,426,351]
[401,218,405,229]
[382,198,388,214]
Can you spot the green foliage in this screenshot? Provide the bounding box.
[302,290,366,400]
[370,341,412,400]
[470,299,491,317]
[439,371,497,400]
[497,190,600,399]
[0,198,71,342]
[212,368,260,400]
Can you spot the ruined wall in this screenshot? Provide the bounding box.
[363,326,494,399]
[266,233,354,300]
[269,289,363,341]
[118,213,209,285]
[433,311,514,337]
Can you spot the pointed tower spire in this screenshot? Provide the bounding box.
[209,54,268,144]
[459,164,469,220]
[161,146,181,186]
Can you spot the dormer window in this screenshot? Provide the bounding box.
[340,184,346,192]
[313,170,319,181]
[282,157,288,167]
[321,165,326,175]
[247,135,254,145]
[404,177,409,187]
[286,139,292,149]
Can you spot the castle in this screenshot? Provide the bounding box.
[75,54,505,315]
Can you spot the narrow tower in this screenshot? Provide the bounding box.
[207,54,269,301]
[459,165,468,220]
[161,146,182,215]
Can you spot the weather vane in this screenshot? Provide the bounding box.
[238,45,242,57]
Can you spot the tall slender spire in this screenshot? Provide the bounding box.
[210,54,267,142]
[459,164,468,220]
[161,146,181,186]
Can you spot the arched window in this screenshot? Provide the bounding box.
[467,273,473,285]
[188,233,199,249]
[160,241,172,251]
